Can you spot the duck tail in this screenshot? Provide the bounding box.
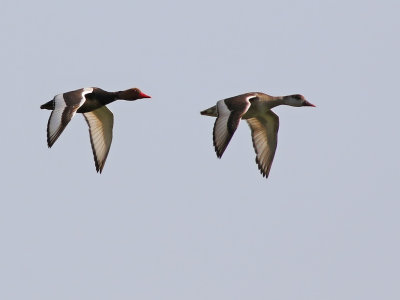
[200,105,217,117]
[40,100,54,110]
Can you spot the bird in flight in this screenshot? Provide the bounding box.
[201,92,315,178]
[40,87,151,173]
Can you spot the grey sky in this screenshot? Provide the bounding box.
[1,0,400,299]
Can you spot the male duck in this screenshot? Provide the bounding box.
[41,87,151,173]
[200,92,315,178]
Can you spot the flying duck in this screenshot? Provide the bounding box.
[40,87,151,173]
[200,92,315,178]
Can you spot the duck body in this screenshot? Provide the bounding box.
[201,92,315,178]
[200,93,278,119]
[77,88,117,113]
[41,87,150,173]
[40,87,139,113]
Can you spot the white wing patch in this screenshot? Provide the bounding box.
[47,94,67,146]
[246,95,257,102]
[213,96,252,158]
[213,100,232,157]
[83,106,114,173]
[47,88,92,147]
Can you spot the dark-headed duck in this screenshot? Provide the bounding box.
[200,92,315,178]
[41,87,151,173]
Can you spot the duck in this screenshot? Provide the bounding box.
[40,87,151,173]
[200,92,315,178]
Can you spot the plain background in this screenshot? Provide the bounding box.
[1,0,400,299]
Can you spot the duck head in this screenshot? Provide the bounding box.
[118,88,151,101]
[282,94,315,107]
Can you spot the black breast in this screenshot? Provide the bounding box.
[77,88,117,113]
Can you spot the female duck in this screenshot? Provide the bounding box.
[200,92,315,178]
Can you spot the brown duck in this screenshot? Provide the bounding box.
[201,92,315,178]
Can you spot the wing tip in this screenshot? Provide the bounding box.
[212,138,226,159]
[47,135,56,148]
[95,160,105,174]
[212,130,230,159]
[214,148,223,159]
[255,157,270,179]
[92,147,105,174]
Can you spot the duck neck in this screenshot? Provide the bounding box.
[267,96,284,109]
[104,93,118,105]
[116,90,130,100]
[91,88,118,105]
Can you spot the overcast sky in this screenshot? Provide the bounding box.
[1,0,400,299]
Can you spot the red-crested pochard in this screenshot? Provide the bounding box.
[201,92,315,178]
[41,87,151,173]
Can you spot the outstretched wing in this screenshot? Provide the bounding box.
[213,94,255,158]
[47,88,93,147]
[246,111,279,178]
[83,106,114,173]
